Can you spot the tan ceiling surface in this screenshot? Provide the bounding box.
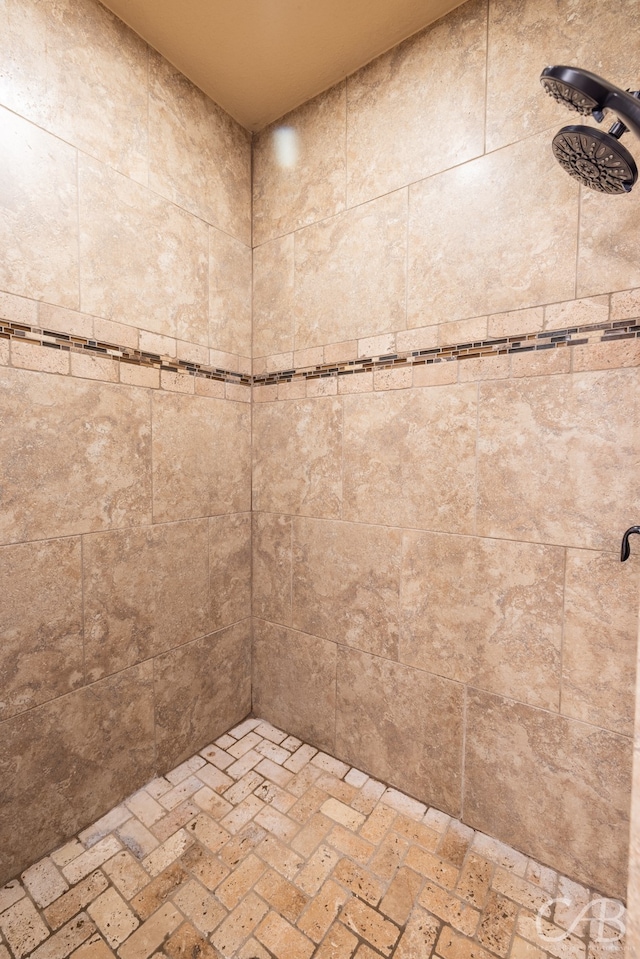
[100,0,464,131]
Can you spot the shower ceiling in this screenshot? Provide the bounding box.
[99,0,464,131]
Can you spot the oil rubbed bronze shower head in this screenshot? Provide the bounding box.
[540,65,640,194]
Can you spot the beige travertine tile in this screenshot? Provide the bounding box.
[118,904,182,959]
[544,296,610,332]
[476,369,640,550]
[394,907,440,958]
[210,893,269,956]
[486,0,639,152]
[0,538,82,720]
[313,922,358,959]
[253,235,296,359]
[83,520,209,680]
[253,83,346,246]
[510,349,571,379]
[79,156,208,345]
[488,308,544,340]
[119,364,160,390]
[0,898,51,958]
[252,620,337,752]
[209,228,251,357]
[21,859,68,910]
[10,339,69,376]
[62,838,124,886]
[465,689,632,897]
[101,853,148,902]
[252,513,293,626]
[44,873,109,931]
[148,51,250,244]
[164,922,222,959]
[342,384,477,532]
[292,517,401,659]
[346,0,486,207]
[70,352,118,383]
[379,867,424,925]
[39,304,94,340]
[340,899,400,956]
[294,190,407,351]
[477,890,518,956]
[254,870,309,923]
[400,531,564,710]
[439,317,489,348]
[0,664,155,886]
[171,880,226,936]
[253,397,342,519]
[87,889,138,948]
[336,649,464,815]
[0,369,151,546]
[562,548,639,735]
[0,0,147,181]
[578,189,640,297]
[69,936,115,959]
[572,339,640,373]
[154,622,251,772]
[29,914,95,959]
[209,514,251,631]
[151,391,251,523]
[611,288,640,321]
[0,107,78,308]
[256,911,314,959]
[408,133,577,329]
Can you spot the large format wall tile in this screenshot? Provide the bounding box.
[209,228,252,357]
[294,190,407,350]
[407,133,578,328]
[346,0,486,206]
[292,518,402,660]
[209,513,252,632]
[465,689,632,897]
[0,538,83,721]
[400,531,564,710]
[578,188,640,297]
[253,398,343,519]
[0,369,152,545]
[486,0,640,153]
[476,369,640,550]
[336,649,464,816]
[0,0,148,182]
[79,156,209,344]
[0,108,78,308]
[343,385,477,532]
[562,548,640,736]
[154,621,251,771]
[149,51,251,244]
[252,235,295,358]
[253,83,347,246]
[0,663,155,886]
[252,513,293,626]
[83,520,210,681]
[152,392,251,523]
[252,619,337,752]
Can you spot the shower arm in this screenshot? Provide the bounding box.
[597,88,640,140]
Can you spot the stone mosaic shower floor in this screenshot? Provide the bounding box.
[0,717,626,959]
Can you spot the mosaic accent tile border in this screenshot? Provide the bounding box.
[253,319,640,386]
[0,321,252,387]
[1,317,639,389]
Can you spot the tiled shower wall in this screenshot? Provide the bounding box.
[0,0,252,884]
[250,0,640,900]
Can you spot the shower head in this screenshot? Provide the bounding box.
[551,125,638,194]
[540,65,640,193]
